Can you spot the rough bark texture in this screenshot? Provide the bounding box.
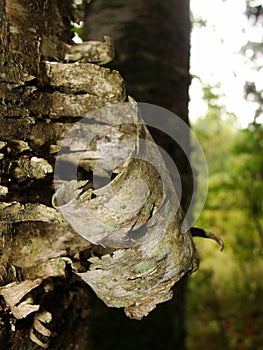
[0,0,199,349]
[0,1,94,348]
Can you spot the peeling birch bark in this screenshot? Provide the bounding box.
[51,101,199,319]
[0,0,199,322]
[0,0,221,348]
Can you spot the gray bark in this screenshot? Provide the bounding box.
[0,0,202,348]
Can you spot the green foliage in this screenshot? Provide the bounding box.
[241,41,263,62]
[190,15,207,29]
[233,122,263,248]
[243,1,263,123]
[187,82,263,349]
[245,0,263,23]
[72,0,85,38]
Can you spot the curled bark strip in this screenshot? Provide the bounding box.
[53,103,199,319]
[29,311,52,349]
[190,227,224,251]
[0,279,42,319]
[32,311,52,337]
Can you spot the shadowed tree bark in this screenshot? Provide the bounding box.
[83,1,192,349]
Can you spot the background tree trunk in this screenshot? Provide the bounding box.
[83,1,191,349]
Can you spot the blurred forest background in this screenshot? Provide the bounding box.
[80,0,262,349]
[187,0,263,348]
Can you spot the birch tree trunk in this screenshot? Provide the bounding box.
[0,1,201,349]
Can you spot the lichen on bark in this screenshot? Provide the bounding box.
[52,101,199,319]
[0,0,202,347]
